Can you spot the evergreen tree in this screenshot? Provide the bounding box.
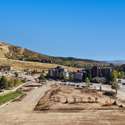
[0,76,8,89]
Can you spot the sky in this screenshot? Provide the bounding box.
[0,0,125,61]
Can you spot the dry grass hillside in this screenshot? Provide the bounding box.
[0,42,9,58]
[0,58,79,72]
[0,42,108,69]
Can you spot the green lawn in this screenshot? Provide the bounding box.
[0,91,23,105]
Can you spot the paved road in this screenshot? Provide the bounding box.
[0,81,125,125]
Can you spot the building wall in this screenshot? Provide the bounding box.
[48,66,113,83]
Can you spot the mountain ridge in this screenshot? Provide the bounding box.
[0,41,108,68]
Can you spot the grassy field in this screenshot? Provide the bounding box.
[0,91,23,105]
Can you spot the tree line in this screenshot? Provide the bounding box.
[0,76,24,90]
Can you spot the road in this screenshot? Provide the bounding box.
[0,81,125,125]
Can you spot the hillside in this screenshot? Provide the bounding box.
[0,42,108,68]
[0,58,79,72]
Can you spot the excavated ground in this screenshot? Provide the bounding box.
[35,84,124,112]
[0,82,125,125]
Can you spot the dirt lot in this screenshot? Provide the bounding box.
[0,81,125,125]
[35,85,124,111]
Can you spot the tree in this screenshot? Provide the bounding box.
[111,70,119,95]
[7,79,14,88]
[111,70,119,82]
[111,81,119,95]
[39,73,46,82]
[14,72,19,77]
[85,77,90,88]
[118,71,125,79]
[0,76,8,89]
[13,79,22,86]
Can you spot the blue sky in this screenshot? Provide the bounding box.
[0,0,125,60]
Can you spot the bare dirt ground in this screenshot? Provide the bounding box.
[0,81,125,125]
[35,84,123,111]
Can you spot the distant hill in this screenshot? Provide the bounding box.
[107,60,125,65]
[0,41,108,68]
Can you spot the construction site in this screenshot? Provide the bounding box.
[0,81,125,125]
[35,84,124,112]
